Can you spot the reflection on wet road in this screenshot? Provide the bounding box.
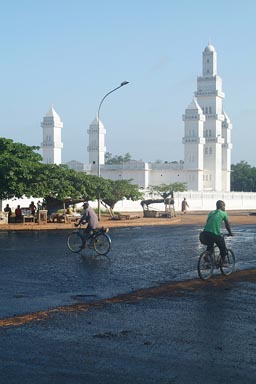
[1,224,256,384]
[0,224,255,319]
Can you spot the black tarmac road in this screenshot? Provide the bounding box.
[0,224,256,383]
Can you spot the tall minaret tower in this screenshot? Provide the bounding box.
[41,106,63,165]
[195,44,231,191]
[183,44,232,191]
[87,117,106,170]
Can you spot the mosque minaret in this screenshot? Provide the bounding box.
[87,117,106,168]
[41,106,63,165]
[52,43,232,192]
[182,43,232,191]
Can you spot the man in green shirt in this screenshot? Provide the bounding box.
[202,200,233,265]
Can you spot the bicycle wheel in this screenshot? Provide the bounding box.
[197,251,214,280]
[93,233,111,255]
[67,232,84,253]
[220,248,235,276]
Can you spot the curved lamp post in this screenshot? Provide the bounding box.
[97,81,129,220]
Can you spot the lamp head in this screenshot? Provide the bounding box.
[120,81,129,86]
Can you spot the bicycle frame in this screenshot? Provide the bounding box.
[197,233,235,280]
[67,226,111,255]
[208,245,222,268]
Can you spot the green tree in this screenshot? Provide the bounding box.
[231,161,256,191]
[148,182,187,199]
[105,152,133,164]
[0,138,42,199]
[100,179,143,217]
[0,138,143,216]
[0,137,99,203]
[39,166,101,210]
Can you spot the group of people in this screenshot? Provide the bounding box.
[49,206,75,222]
[4,201,42,223]
[4,204,23,223]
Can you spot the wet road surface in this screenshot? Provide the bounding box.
[0,224,256,383]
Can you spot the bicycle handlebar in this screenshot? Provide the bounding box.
[223,233,234,238]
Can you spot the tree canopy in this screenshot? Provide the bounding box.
[105,152,133,164]
[0,138,42,199]
[231,161,256,192]
[148,182,187,199]
[0,138,142,214]
[101,179,143,216]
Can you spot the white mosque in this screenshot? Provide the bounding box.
[41,44,232,193]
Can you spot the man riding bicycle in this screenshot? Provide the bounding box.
[75,202,99,232]
[200,200,233,265]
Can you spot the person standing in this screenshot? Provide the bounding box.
[4,204,12,222]
[29,201,36,215]
[15,205,22,223]
[181,198,189,214]
[37,201,42,210]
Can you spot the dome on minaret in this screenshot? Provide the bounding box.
[45,105,62,122]
[90,117,103,127]
[204,44,215,53]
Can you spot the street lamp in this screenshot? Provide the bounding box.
[97,81,129,220]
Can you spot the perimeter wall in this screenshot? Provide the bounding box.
[1,192,256,214]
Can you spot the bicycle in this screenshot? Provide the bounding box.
[67,226,111,255]
[197,234,235,281]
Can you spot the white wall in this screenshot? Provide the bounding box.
[2,191,256,215]
[90,191,256,213]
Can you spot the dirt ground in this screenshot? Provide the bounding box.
[0,210,255,231]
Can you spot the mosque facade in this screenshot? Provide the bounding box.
[42,44,232,192]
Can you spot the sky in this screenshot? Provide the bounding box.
[1,0,256,166]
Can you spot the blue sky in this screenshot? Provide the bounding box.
[1,0,256,166]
